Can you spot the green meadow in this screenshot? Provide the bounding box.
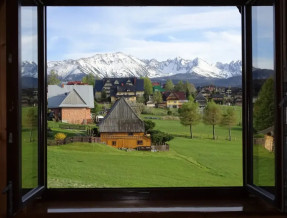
[48,106,244,188]
[21,105,275,188]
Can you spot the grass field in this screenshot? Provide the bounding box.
[22,106,38,189]
[44,105,274,188]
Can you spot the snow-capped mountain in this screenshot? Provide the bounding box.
[22,52,242,81]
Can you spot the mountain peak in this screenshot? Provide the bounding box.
[35,52,242,81]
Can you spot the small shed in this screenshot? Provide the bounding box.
[99,98,151,149]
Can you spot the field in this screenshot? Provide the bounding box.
[20,105,273,188]
[48,106,245,188]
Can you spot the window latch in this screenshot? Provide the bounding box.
[2,181,13,216]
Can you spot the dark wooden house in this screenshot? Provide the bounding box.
[99,98,151,149]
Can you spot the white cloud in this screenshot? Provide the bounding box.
[47,7,242,63]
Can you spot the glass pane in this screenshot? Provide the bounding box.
[46,6,242,188]
[252,6,275,191]
[21,6,39,194]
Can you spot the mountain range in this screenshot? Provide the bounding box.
[21,52,272,87]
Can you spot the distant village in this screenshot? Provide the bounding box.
[47,77,242,125]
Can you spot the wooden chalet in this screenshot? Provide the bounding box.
[99,98,151,149]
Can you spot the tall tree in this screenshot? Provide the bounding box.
[82,73,96,85]
[47,70,60,85]
[143,77,153,101]
[184,82,196,96]
[179,100,201,139]
[174,80,185,92]
[153,91,163,105]
[165,79,174,91]
[253,78,275,131]
[203,100,222,140]
[220,107,237,141]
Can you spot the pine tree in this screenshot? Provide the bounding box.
[203,100,222,140]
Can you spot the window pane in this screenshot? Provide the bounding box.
[21,6,39,194]
[252,6,275,190]
[46,6,242,188]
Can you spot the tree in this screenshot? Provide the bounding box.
[153,91,163,105]
[48,70,60,85]
[203,100,222,140]
[179,100,201,139]
[165,79,174,91]
[144,120,155,133]
[221,107,237,141]
[184,82,196,98]
[27,107,37,142]
[101,90,107,101]
[82,73,96,85]
[174,80,185,92]
[253,78,275,131]
[91,100,101,115]
[143,77,153,102]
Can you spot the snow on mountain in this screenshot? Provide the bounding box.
[23,52,242,81]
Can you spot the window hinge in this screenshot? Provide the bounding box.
[2,181,13,216]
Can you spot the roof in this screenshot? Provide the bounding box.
[195,92,207,102]
[48,85,94,108]
[259,126,274,136]
[153,85,165,92]
[99,98,144,133]
[94,77,144,93]
[163,91,186,101]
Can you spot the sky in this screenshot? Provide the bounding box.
[46,6,242,64]
[21,6,274,69]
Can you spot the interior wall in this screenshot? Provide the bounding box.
[0,0,7,217]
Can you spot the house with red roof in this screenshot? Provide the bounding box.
[162,91,188,108]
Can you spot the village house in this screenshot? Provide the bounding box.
[94,77,144,103]
[48,84,94,124]
[99,98,151,149]
[162,91,187,108]
[195,92,207,108]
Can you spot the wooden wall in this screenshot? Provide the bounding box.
[101,132,151,149]
[0,0,7,217]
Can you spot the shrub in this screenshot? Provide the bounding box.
[167,110,172,115]
[54,133,67,141]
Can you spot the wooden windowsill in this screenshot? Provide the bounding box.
[15,194,284,218]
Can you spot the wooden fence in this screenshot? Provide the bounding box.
[48,136,101,146]
[151,144,169,151]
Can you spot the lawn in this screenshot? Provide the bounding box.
[46,105,274,188]
[48,137,242,188]
[22,106,38,189]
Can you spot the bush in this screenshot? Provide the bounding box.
[148,130,174,145]
[167,110,172,115]
[54,133,67,141]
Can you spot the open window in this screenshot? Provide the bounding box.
[5,0,287,215]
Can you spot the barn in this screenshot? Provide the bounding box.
[99,98,151,149]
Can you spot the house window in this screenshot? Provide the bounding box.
[112,141,116,146]
[137,140,143,145]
